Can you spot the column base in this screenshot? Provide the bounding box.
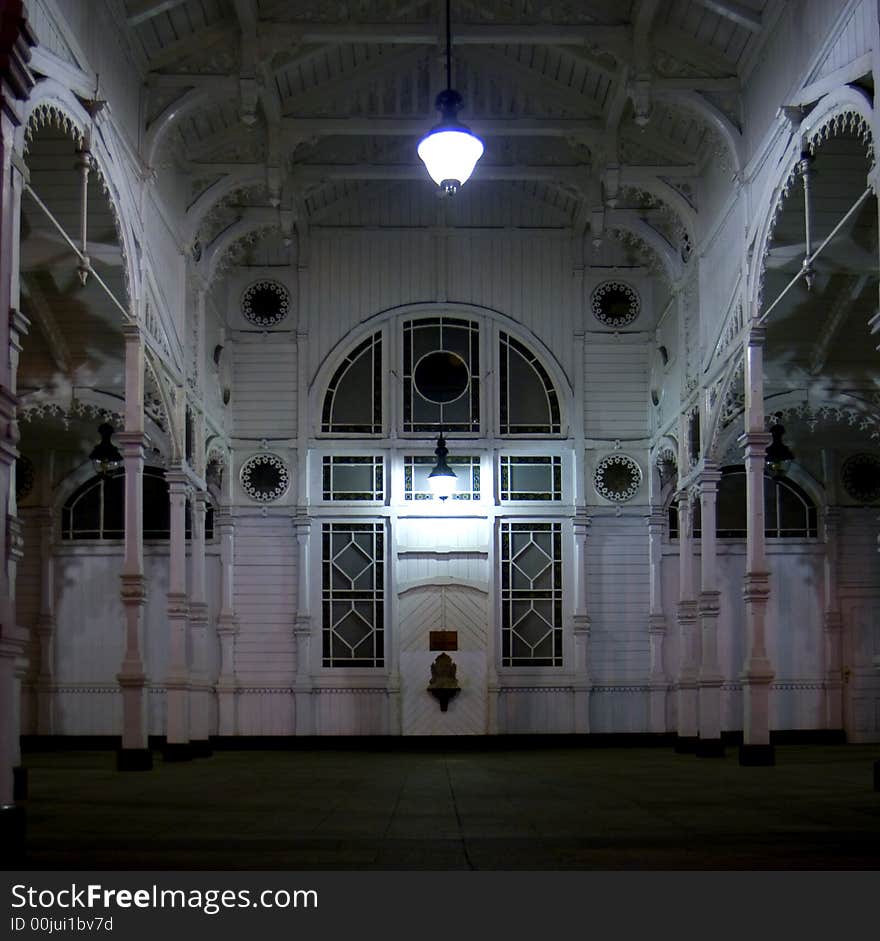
[738,743,775,766]
[0,804,26,864]
[873,758,880,792]
[695,738,725,758]
[161,742,194,762]
[13,766,27,800]
[673,735,699,754]
[116,748,153,771]
[190,739,213,758]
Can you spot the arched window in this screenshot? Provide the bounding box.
[499,332,560,434]
[61,468,214,540]
[667,467,818,539]
[321,332,382,434]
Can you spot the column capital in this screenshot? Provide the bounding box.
[737,430,771,451]
[572,613,591,636]
[699,463,722,488]
[742,572,770,603]
[698,589,721,615]
[116,431,148,453]
[216,613,239,635]
[648,613,667,635]
[746,323,766,347]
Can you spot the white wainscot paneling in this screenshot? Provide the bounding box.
[313,689,389,735]
[236,689,295,736]
[500,687,573,734]
[589,687,649,733]
[53,687,121,736]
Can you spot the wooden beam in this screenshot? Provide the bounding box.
[146,20,236,70]
[693,0,762,33]
[258,21,632,52]
[654,25,739,76]
[281,115,604,140]
[127,0,187,27]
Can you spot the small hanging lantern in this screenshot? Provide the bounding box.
[89,422,123,476]
[427,433,457,500]
[765,422,794,480]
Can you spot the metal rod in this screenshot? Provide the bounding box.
[758,185,873,326]
[446,0,451,90]
[23,182,132,322]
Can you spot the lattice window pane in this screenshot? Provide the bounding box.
[322,522,384,667]
[500,521,562,667]
[322,333,382,434]
[403,317,479,433]
[322,456,384,501]
[499,456,561,501]
[499,332,560,435]
[403,455,481,500]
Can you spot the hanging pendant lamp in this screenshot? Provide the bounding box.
[417,0,484,195]
[427,433,457,500]
[90,422,123,476]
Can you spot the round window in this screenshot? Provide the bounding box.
[413,350,470,405]
[241,280,290,327]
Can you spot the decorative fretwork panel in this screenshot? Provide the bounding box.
[322,456,384,501]
[403,454,480,500]
[500,522,562,667]
[499,455,561,501]
[322,333,382,434]
[499,332,560,434]
[322,523,385,668]
[403,317,479,433]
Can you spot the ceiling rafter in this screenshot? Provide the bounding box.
[126,0,187,28]
[145,20,237,71]
[654,25,739,76]
[20,273,72,376]
[693,0,762,33]
[809,273,870,376]
[458,46,605,120]
[280,46,427,116]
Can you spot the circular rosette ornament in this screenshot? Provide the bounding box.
[240,452,290,502]
[241,280,290,328]
[591,281,640,328]
[594,454,642,503]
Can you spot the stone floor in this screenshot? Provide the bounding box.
[13,743,880,870]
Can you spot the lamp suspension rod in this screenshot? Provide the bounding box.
[757,184,873,326]
[23,183,132,323]
[445,0,452,90]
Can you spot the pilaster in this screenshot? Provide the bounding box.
[674,490,699,752]
[572,511,591,734]
[647,507,669,734]
[164,469,192,760]
[697,464,724,756]
[215,509,238,735]
[293,513,313,736]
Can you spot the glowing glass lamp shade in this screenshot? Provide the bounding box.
[89,423,123,476]
[428,434,457,500]
[418,89,483,195]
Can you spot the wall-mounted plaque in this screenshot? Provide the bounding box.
[429,631,458,651]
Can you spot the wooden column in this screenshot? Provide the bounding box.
[572,511,591,733]
[188,490,212,756]
[163,468,191,760]
[116,325,152,770]
[34,505,55,735]
[821,504,844,732]
[738,325,775,765]
[215,501,238,737]
[697,463,724,756]
[674,489,699,751]
[293,513,313,736]
[647,507,669,734]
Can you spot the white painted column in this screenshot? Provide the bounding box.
[34,506,55,735]
[293,513,314,735]
[697,463,724,755]
[647,507,669,734]
[164,469,191,759]
[116,324,151,770]
[215,504,238,736]
[739,325,775,765]
[188,490,211,755]
[572,511,591,734]
[675,489,699,751]
[821,504,844,732]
